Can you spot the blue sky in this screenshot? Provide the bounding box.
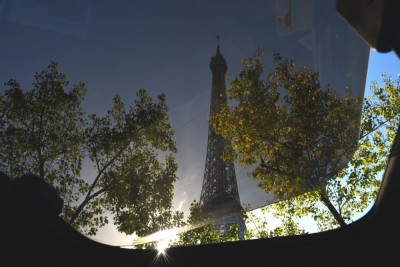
[366,50,400,90]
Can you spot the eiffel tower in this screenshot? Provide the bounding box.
[199,37,246,239]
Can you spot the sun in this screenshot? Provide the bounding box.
[156,239,168,255]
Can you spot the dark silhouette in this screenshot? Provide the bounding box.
[1,172,63,219]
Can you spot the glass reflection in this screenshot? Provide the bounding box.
[0,0,369,246]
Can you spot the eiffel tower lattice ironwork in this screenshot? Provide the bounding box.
[199,37,246,239]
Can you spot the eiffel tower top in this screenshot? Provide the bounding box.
[210,35,227,72]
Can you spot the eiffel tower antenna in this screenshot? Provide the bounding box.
[216,35,220,55]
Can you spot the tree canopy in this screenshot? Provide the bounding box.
[0,62,182,236]
[260,73,399,231]
[210,51,399,231]
[211,52,362,202]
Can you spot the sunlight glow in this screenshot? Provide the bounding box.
[157,239,168,254]
[152,238,175,267]
[120,245,135,249]
[132,227,181,246]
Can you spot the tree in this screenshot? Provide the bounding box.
[253,73,399,232]
[0,63,86,216]
[211,51,399,230]
[0,62,182,236]
[211,51,361,225]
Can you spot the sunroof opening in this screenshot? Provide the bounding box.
[2,0,396,249]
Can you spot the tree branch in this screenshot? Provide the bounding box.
[68,125,148,224]
[318,190,347,228]
[68,145,127,224]
[68,187,108,224]
[259,157,298,179]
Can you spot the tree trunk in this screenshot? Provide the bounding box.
[319,192,347,228]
